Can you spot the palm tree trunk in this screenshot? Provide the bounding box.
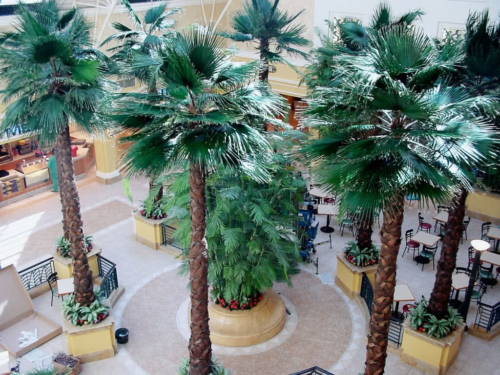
[188,162,212,375]
[427,188,468,319]
[54,146,70,239]
[357,213,374,251]
[365,195,404,375]
[56,126,94,306]
[259,39,270,82]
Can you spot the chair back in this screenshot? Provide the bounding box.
[468,246,474,261]
[405,229,413,244]
[423,244,438,254]
[418,213,424,224]
[323,197,335,204]
[437,205,450,213]
[47,272,57,293]
[439,223,446,238]
[482,222,492,236]
[463,217,471,231]
[455,267,470,275]
[479,263,493,275]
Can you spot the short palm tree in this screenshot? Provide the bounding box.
[0,0,112,306]
[426,13,500,319]
[302,24,496,375]
[109,28,285,374]
[220,0,309,81]
[102,0,181,203]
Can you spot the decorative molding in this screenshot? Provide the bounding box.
[96,169,121,180]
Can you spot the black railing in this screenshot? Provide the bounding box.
[388,318,404,346]
[97,254,119,300]
[474,301,500,332]
[360,273,373,314]
[290,367,333,375]
[18,257,55,291]
[161,225,184,250]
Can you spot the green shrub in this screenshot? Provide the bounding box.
[61,288,109,326]
[409,297,462,339]
[177,357,229,375]
[343,241,379,267]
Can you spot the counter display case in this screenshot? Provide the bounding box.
[16,159,50,188]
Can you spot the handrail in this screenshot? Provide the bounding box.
[97,254,119,299]
[17,257,55,291]
[474,300,500,332]
[289,367,334,375]
[161,224,184,250]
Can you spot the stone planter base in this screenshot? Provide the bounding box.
[335,255,377,299]
[468,322,500,341]
[62,310,117,363]
[54,248,101,280]
[190,291,286,347]
[133,211,168,250]
[401,320,464,375]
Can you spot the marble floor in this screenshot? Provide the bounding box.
[0,166,499,375]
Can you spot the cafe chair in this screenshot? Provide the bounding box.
[439,223,446,240]
[455,267,471,275]
[462,217,471,244]
[402,229,420,260]
[419,244,438,271]
[47,272,63,306]
[418,213,432,233]
[479,264,495,289]
[481,222,493,244]
[340,213,356,237]
[471,283,487,304]
[467,246,483,271]
[323,197,335,205]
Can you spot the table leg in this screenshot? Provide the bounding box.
[455,289,460,300]
[320,215,335,234]
[495,239,499,253]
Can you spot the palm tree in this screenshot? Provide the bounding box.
[109,28,285,374]
[426,13,500,319]
[220,0,309,81]
[102,0,181,203]
[302,23,496,375]
[0,0,111,306]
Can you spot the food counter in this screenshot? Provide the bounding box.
[16,159,50,188]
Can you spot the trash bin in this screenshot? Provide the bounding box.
[115,328,129,344]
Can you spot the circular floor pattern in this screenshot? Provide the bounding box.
[121,269,353,375]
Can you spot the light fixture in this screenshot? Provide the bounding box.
[471,239,490,252]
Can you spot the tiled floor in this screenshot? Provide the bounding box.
[1,166,499,374]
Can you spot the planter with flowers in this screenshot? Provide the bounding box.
[401,297,465,375]
[61,289,117,363]
[133,202,169,250]
[52,352,82,375]
[53,236,101,280]
[335,242,379,299]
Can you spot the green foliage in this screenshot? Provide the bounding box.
[25,369,70,375]
[170,160,303,303]
[343,241,379,267]
[56,235,93,257]
[220,0,309,67]
[61,289,109,326]
[177,357,229,375]
[409,297,462,339]
[108,28,287,180]
[0,0,114,144]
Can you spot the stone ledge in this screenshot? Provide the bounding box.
[468,322,500,341]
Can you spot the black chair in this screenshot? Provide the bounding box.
[471,282,487,304]
[419,244,438,271]
[434,205,450,232]
[479,264,495,289]
[47,272,62,306]
[340,213,356,237]
[402,229,420,260]
[439,223,446,240]
[455,267,471,275]
[482,222,493,244]
[418,213,432,233]
[462,217,471,244]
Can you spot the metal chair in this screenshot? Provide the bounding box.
[481,222,493,244]
[462,217,471,244]
[419,244,438,271]
[47,272,62,306]
[402,229,420,260]
[471,282,487,304]
[340,213,356,237]
[455,267,471,275]
[438,223,446,240]
[467,246,484,271]
[418,213,432,233]
[479,263,495,289]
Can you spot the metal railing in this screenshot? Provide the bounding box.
[97,254,119,300]
[360,273,373,314]
[388,318,404,346]
[161,225,184,250]
[18,257,55,291]
[290,367,334,375]
[474,301,500,332]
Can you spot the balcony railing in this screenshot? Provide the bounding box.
[97,254,119,299]
[18,257,55,291]
[289,367,333,375]
[161,224,184,250]
[474,300,500,332]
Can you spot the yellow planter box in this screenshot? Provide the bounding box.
[62,310,117,363]
[54,248,101,280]
[401,320,464,375]
[335,255,377,299]
[133,211,168,250]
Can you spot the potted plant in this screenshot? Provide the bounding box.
[53,352,82,375]
[408,297,462,338]
[343,241,379,267]
[61,288,109,327]
[177,356,229,375]
[56,236,93,258]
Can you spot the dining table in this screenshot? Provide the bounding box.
[487,227,500,253]
[309,187,331,200]
[317,204,337,234]
[433,211,449,224]
[57,277,75,297]
[392,284,415,320]
[411,231,441,248]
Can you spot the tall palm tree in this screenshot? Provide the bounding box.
[427,13,500,319]
[102,0,181,203]
[302,23,496,375]
[109,28,285,374]
[0,0,111,306]
[220,0,309,81]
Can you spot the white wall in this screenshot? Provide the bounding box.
[313,0,500,45]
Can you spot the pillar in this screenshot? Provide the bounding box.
[94,137,121,185]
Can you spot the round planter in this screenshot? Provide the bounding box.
[189,290,286,347]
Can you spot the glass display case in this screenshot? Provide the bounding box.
[16,158,50,188]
